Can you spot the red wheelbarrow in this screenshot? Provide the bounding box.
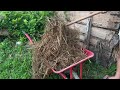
[24,31,94,79]
[50,49,94,79]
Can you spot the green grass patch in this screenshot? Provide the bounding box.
[0,39,32,79]
[82,60,116,79]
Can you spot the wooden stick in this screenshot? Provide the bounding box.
[66,11,106,26]
[85,17,92,49]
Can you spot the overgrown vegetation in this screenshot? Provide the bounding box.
[0,11,54,79]
[0,11,116,79]
[0,11,54,42]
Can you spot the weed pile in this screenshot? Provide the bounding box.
[32,16,87,79]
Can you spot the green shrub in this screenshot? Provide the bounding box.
[0,11,54,42]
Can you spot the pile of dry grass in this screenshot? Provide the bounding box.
[32,16,87,79]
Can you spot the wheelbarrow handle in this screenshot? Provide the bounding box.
[66,11,107,26]
[22,31,33,44]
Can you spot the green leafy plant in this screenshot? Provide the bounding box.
[0,11,54,42]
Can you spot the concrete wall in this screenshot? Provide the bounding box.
[56,11,120,67]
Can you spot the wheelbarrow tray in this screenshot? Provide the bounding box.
[51,48,94,74]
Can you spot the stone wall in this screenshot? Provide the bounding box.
[56,11,120,67]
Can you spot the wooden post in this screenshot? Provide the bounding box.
[84,17,92,49]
